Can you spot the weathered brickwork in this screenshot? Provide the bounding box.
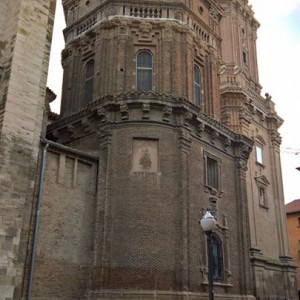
[30,148,98,298]
[286,203,300,297]
[0,0,297,299]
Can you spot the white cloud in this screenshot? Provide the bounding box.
[47,2,65,113]
[250,0,300,21]
[249,0,300,202]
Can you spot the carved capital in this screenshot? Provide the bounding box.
[270,131,282,148]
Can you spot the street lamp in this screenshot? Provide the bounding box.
[200,210,217,300]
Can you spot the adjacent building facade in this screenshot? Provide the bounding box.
[286,199,300,298]
[0,0,297,299]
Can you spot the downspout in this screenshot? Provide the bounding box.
[26,141,49,300]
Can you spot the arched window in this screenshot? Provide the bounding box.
[136,50,153,92]
[84,60,94,103]
[194,64,201,105]
[211,234,223,281]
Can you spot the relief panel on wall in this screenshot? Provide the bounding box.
[132,138,159,173]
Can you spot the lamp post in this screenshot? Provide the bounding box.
[200,210,217,300]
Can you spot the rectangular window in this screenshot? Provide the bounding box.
[256,146,263,164]
[194,64,202,105]
[258,187,268,208]
[207,157,218,190]
[243,50,248,65]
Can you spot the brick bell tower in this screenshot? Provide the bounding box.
[35,0,297,299]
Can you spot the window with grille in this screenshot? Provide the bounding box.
[136,50,153,92]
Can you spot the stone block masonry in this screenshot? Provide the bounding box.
[0,0,56,299]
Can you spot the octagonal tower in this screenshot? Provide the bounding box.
[28,0,297,299]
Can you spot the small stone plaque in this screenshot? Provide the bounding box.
[132,139,159,172]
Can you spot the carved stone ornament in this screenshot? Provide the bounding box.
[209,8,221,23]
[67,124,76,140]
[184,111,193,127]
[174,11,183,21]
[138,23,153,40]
[178,128,192,151]
[223,137,231,151]
[209,190,218,219]
[241,144,251,159]
[237,159,248,172]
[142,103,151,119]
[196,121,205,137]
[162,106,172,122]
[96,123,113,145]
[81,117,91,133]
[120,103,129,120]
[210,130,219,144]
[97,106,107,123]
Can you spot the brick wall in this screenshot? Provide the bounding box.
[287,212,300,291]
[30,149,98,298]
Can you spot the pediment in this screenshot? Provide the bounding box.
[255,175,270,186]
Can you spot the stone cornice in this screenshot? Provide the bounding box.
[47,92,253,156]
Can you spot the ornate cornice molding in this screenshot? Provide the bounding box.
[47,92,253,157]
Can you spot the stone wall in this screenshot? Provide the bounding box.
[0,1,56,299]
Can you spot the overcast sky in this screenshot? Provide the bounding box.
[47,1,300,203]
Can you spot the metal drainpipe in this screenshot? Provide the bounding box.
[26,141,49,300]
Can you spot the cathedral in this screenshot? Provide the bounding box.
[0,0,297,299]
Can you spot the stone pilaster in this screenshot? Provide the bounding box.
[93,113,113,289]
[234,140,253,295]
[177,126,192,290]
